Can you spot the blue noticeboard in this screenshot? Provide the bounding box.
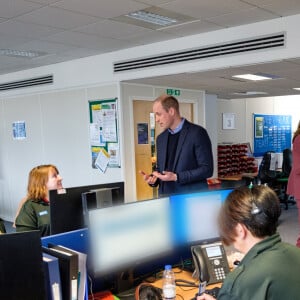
[253,114,292,157]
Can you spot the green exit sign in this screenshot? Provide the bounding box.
[166,89,181,96]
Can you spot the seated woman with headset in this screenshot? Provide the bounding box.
[198,185,300,300]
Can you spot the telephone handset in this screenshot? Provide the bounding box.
[191,241,230,284]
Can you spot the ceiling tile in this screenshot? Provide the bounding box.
[160,0,255,19]
[15,6,100,29]
[41,31,131,51]
[0,0,43,19]
[159,20,223,36]
[249,0,300,16]
[0,34,29,48]
[51,0,149,18]
[16,40,77,54]
[206,7,277,27]
[73,19,149,39]
[0,20,61,38]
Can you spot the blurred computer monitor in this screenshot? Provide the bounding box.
[50,182,124,235]
[87,197,172,276]
[169,188,233,246]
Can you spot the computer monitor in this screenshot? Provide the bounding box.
[81,187,121,225]
[169,188,233,246]
[50,182,124,235]
[87,197,173,277]
[0,231,46,300]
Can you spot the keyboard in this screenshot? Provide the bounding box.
[191,287,220,300]
[205,287,220,298]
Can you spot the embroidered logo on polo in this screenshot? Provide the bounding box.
[39,210,48,216]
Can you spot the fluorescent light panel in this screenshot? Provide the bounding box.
[232,91,268,96]
[232,72,282,81]
[126,10,178,26]
[0,49,47,58]
[232,73,272,81]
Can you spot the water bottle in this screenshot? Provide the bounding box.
[162,265,176,300]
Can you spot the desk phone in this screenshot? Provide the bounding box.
[191,241,230,284]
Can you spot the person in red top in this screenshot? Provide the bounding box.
[15,164,63,237]
[287,120,300,247]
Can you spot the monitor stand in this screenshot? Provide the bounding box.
[114,268,135,296]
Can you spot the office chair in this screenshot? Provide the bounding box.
[257,151,277,186]
[276,148,295,210]
[282,148,292,177]
[257,151,285,207]
[0,218,6,234]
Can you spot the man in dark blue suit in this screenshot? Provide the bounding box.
[141,94,213,196]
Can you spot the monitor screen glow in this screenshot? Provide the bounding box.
[170,189,233,245]
[88,197,173,275]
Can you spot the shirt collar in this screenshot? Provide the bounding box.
[168,118,185,134]
[239,233,281,266]
[43,198,49,203]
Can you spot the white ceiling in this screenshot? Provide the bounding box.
[1,0,300,99]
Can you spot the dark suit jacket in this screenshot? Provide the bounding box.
[156,120,213,196]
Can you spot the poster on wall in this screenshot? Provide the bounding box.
[137,123,149,144]
[253,114,292,157]
[222,113,236,130]
[12,121,26,140]
[89,98,120,170]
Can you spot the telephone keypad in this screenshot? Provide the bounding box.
[208,258,227,281]
[214,267,226,280]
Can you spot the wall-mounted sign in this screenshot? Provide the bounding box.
[12,121,26,140]
[222,113,236,130]
[89,98,120,169]
[253,114,292,157]
[166,89,181,96]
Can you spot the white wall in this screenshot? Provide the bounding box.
[0,84,123,221]
[218,95,300,148]
[205,94,218,178]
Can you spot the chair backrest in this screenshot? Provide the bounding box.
[0,218,6,234]
[258,151,277,183]
[282,148,292,177]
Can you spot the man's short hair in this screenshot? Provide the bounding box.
[155,94,179,114]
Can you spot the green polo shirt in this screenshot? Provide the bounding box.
[218,233,300,300]
[15,199,50,237]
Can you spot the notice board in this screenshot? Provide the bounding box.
[253,114,292,157]
[89,98,120,170]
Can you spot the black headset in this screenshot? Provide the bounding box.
[135,283,163,300]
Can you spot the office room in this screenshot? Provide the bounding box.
[1,1,300,299]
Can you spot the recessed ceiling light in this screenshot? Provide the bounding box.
[114,7,196,30]
[232,72,282,81]
[232,74,272,81]
[0,49,47,58]
[293,87,300,91]
[232,91,268,96]
[126,10,178,26]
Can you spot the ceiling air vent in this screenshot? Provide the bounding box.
[114,33,285,72]
[0,75,53,91]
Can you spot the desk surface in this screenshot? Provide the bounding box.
[150,268,221,300]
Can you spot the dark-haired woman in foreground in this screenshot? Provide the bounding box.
[198,185,300,300]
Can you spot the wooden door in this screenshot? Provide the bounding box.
[133,100,193,200]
